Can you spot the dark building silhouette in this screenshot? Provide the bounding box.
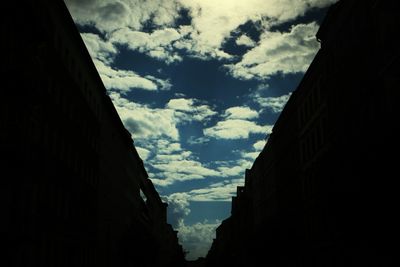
[206,1,399,266]
[186,257,206,267]
[0,0,185,266]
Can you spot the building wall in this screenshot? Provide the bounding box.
[206,1,399,266]
[0,1,185,267]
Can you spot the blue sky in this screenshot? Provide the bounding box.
[65,0,336,260]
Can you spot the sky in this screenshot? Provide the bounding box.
[64,0,337,260]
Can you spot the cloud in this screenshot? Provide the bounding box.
[81,33,166,92]
[94,59,157,91]
[217,166,245,177]
[166,98,195,111]
[136,147,151,161]
[187,178,245,202]
[81,33,117,63]
[80,32,173,92]
[153,152,192,162]
[225,22,321,80]
[147,141,257,188]
[143,139,217,187]
[177,220,219,260]
[153,140,183,154]
[256,93,292,113]
[108,93,221,187]
[164,192,191,228]
[110,94,215,143]
[224,106,259,120]
[166,98,217,122]
[204,119,272,139]
[177,0,335,60]
[152,160,220,178]
[149,150,256,187]
[151,172,205,187]
[241,152,260,160]
[187,136,210,145]
[80,33,166,92]
[236,34,256,47]
[178,0,337,60]
[151,178,176,187]
[110,92,180,140]
[162,192,219,260]
[66,0,337,64]
[240,139,268,160]
[253,139,267,151]
[65,0,181,32]
[110,27,183,64]
[158,155,260,258]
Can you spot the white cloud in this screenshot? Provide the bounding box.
[176,0,336,60]
[151,178,176,187]
[154,152,192,162]
[136,147,151,161]
[65,0,182,32]
[164,192,191,227]
[166,98,217,122]
[79,32,173,92]
[204,119,272,139]
[108,93,221,187]
[256,93,292,113]
[147,139,257,187]
[177,220,219,260]
[155,78,173,91]
[217,166,245,177]
[187,136,210,145]
[253,139,267,151]
[236,34,256,47]
[94,59,158,91]
[241,152,260,160]
[66,0,337,64]
[80,32,172,92]
[81,33,117,63]
[224,106,259,120]
[151,172,205,187]
[152,160,220,177]
[187,178,244,202]
[225,22,321,80]
[162,192,219,260]
[156,141,183,154]
[110,94,215,143]
[167,98,195,111]
[192,105,218,121]
[144,138,218,187]
[240,139,268,160]
[110,27,183,64]
[109,92,180,140]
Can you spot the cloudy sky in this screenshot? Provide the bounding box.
[64,0,336,260]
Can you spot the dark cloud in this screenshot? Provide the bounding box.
[64,0,96,8]
[98,2,129,22]
[124,118,145,136]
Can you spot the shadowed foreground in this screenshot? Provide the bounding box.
[206,1,399,267]
[1,0,185,266]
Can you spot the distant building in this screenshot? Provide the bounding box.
[0,0,185,266]
[206,1,399,266]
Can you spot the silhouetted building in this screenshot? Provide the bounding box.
[0,0,185,266]
[206,1,399,266]
[186,257,206,267]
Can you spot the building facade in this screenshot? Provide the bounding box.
[206,1,399,266]
[0,1,185,266]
